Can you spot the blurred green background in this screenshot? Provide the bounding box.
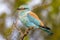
[0,0,60,40]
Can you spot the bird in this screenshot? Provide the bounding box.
[17,4,53,35]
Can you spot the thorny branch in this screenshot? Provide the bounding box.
[13,21,34,40]
[12,13,34,40]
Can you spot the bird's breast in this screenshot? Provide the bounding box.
[19,15,29,25]
[18,11,31,25]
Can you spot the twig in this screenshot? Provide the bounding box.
[13,12,23,40]
[22,27,34,40]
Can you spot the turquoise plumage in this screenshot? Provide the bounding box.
[17,5,53,35]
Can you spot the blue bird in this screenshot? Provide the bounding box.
[17,4,53,35]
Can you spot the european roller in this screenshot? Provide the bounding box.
[17,5,53,35]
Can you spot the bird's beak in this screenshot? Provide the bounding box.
[17,8,23,10]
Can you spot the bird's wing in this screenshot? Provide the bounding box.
[27,12,44,26]
[27,12,52,34]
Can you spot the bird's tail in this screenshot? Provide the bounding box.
[39,25,53,35]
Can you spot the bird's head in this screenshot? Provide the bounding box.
[17,4,31,13]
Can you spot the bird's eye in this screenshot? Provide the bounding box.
[17,8,28,10]
[24,8,28,9]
